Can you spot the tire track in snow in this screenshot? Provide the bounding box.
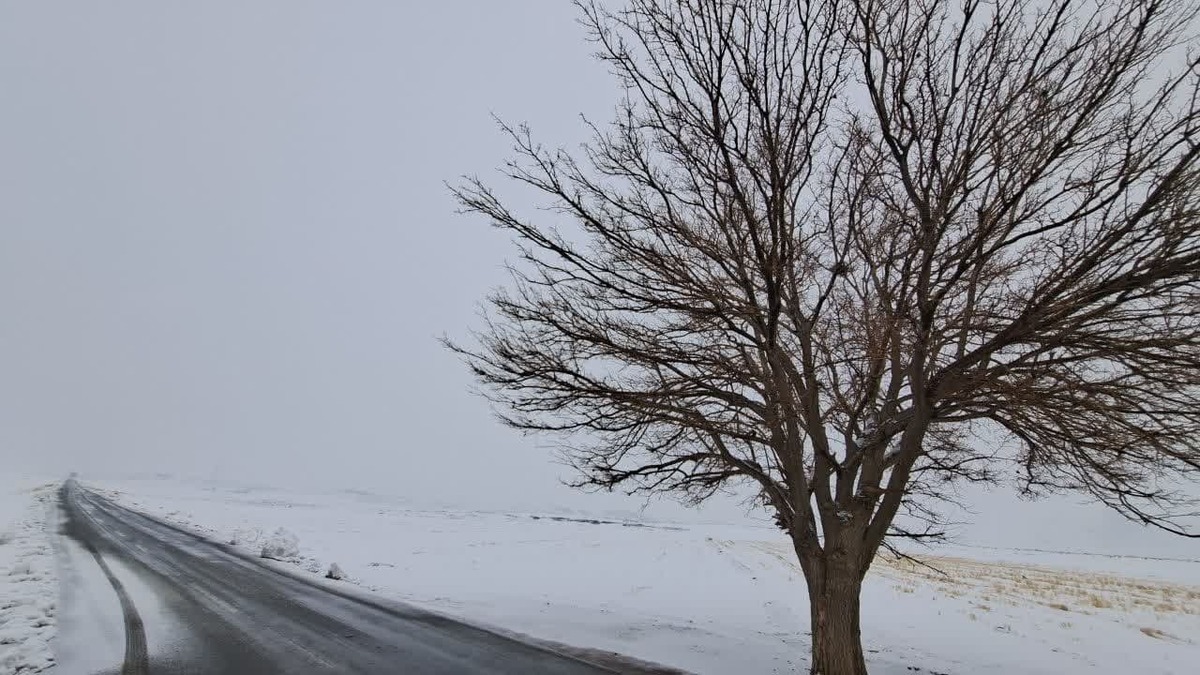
[82,542,149,675]
[62,482,149,675]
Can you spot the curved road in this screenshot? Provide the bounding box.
[60,482,639,674]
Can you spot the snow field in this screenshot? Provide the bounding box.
[0,481,58,674]
[90,478,1200,675]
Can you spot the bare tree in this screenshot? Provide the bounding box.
[448,0,1200,673]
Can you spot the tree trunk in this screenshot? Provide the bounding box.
[809,566,867,675]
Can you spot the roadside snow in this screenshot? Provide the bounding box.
[90,477,1200,674]
[259,528,301,561]
[0,480,58,674]
[325,562,345,580]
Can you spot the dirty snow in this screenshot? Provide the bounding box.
[86,476,1200,675]
[0,479,58,674]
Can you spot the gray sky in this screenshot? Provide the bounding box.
[0,1,1195,555]
[0,0,619,506]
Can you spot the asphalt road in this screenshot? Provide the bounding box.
[59,481,629,674]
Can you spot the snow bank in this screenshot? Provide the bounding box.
[259,528,300,561]
[0,481,58,674]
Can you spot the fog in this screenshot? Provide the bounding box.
[0,0,614,504]
[0,1,1194,554]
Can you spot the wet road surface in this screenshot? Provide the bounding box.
[60,481,626,674]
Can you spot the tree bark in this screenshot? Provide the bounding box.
[809,566,867,675]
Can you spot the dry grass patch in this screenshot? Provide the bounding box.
[875,553,1200,617]
[1141,626,1167,639]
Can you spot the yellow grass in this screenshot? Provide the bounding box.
[872,553,1200,619]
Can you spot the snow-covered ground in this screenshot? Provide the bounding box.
[87,476,1200,675]
[0,479,58,674]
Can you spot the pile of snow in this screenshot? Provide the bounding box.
[92,476,1200,675]
[0,480,58,674]
[259,528,300,561]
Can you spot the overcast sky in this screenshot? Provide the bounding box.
[0,1,1195,555]
[0,0,619,504]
